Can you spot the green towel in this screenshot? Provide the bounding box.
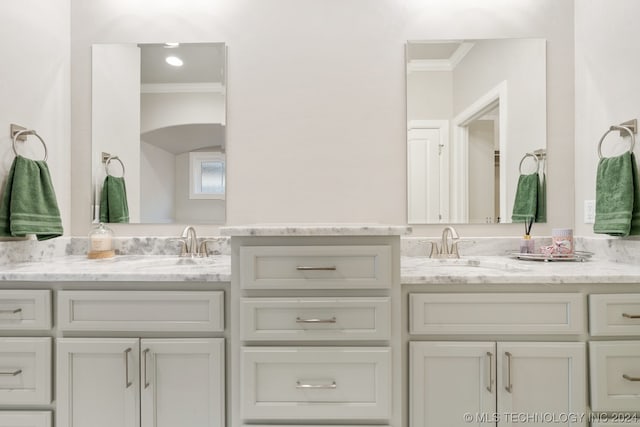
[511,172,538,222]
[593,152,639,236]
[536,172,547,223]
[631,153,640,235]
[0,155,63,240]
[99,175,129,223]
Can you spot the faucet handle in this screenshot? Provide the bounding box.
[429,241,441,258]
[168,238,189,257]
[198,239,218,257]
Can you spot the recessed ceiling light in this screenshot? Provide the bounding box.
[165,56,183,67]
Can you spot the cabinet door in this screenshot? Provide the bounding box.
[140,339,225,427]
[57,338,140,427]
[497,342,586,427]
[410,342,496,427]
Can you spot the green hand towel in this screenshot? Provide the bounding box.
[536,172,547,223]
[631,153,640,235]
[594,152,637,236]
[0,155,63,240]
[99,176,129,223]
[511,172,538,222]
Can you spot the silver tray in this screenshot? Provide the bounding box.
[511,251,593,262]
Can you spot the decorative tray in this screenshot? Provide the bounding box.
[510,251,593,262]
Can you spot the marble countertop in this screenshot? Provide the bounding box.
[0,254,640,284]
[220,224,412,236]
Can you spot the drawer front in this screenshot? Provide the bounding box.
[0,412,51,427]
[58,291,224,332]
[590,294,640,336]
[0,338,51,405]
[590,341,640,412]
[241,347,391,420]
[239,245,392,289]
[240,297,391,341]
[0,290,51,330]
[410,293,585,335]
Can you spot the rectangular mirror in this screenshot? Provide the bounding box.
[92,42,226,224]
[406,39,546,224]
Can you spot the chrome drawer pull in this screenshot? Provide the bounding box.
[296,380,337,389]
[486,352,494,393]
[124,348,132,388]
[143,348,150,389]
[623,374,640,382]
[296,266,337,271]
[0,308,22,314]
[622,313,640,319]
[0,369,22,376]
[296,317,337,324]
[505,351,513,393]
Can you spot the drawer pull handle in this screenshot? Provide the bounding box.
[124,348,132,388]
[486,352,494,393]
[622,313,640,319]
[296,266,337,271]
[505,351,513,393]
[623,374,640,382]
[296,317,337,324]
[0,369,22,376]
[143,348,150,389]
[0,308,22,315]
[296,381,337,389]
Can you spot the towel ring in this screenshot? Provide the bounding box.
[518,152,539,175]
[598,125,636,159]
[12,130,48,162]
[105,156,125,177]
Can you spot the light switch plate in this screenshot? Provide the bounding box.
[584,200,596,223]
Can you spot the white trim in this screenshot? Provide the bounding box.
[141,82,225,94]
[406,42,474,72]
[451,81,508,223]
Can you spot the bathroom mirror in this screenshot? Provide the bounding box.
[406,38,546,224]
[91,42,226,224]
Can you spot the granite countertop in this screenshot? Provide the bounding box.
[1,253,640,284]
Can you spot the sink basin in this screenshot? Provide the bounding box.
[414,257,530,273]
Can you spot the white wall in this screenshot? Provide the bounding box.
[406,71,453,121]
[468,120,496,223]
[140,141,175,223]
[575,0,640,237]
[0,0,70,237]
[140,92,225,134]
[70,0,575,237]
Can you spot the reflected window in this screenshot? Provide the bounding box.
[190,152,225,199]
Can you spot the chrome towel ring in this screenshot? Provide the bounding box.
[598,125,636,159]
[518,152,539,175]
[12,129,48,162]
[104,155,125,177]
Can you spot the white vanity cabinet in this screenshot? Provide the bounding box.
[55,289,226,427]
[409,293,587,427]
[0,289,52,423]
[589,294,640,415]
[57,338,225,427]
[231,233,401,427]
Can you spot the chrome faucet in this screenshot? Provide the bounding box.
[171,226,216,257]
[182,226,198,255]
[430,226,461,259]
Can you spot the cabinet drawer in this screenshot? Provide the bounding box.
[0,338,51,405]
[590,294,640,336]
[0,290,51,330]
[241,347,391,420]
[58,291,224,332]
[241,297,391,341]
[239,245,392,289]
[590,341,640,412]
[409,293,585,335]
[0,412,51,427]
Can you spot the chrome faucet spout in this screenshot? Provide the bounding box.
[429,226,461,259]
[181,226,198,255]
